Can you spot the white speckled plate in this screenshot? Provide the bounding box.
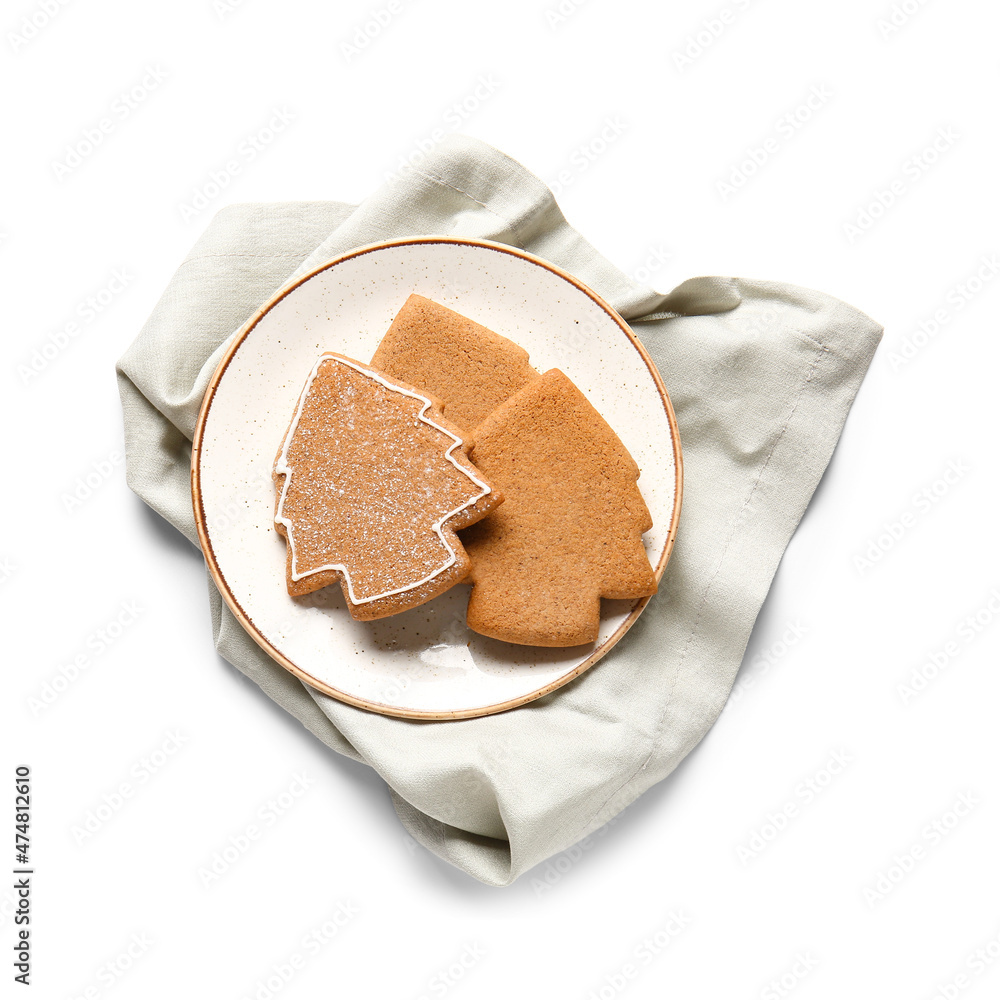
[192,237,681,719]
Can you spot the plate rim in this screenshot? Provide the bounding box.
[190,235,683,720]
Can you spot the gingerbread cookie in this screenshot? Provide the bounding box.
[371,293,539,436]
[273,353,502,620]
[461,368,656,647]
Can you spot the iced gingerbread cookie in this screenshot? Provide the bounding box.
[371,294,539,436]
[461,368,657,647]
[273,353,502,621]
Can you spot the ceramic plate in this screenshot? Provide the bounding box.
[192,237,681,719]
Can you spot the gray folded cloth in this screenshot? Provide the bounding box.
[116,135,881,886]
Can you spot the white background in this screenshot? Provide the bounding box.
[3,0,999,997]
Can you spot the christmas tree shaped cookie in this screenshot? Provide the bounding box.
[461,369,657,646]
[273,353,503,621]
[371,294,540,436]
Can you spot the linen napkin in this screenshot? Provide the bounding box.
[117,135,881,886]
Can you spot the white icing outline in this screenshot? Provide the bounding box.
[274,354,491,605]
